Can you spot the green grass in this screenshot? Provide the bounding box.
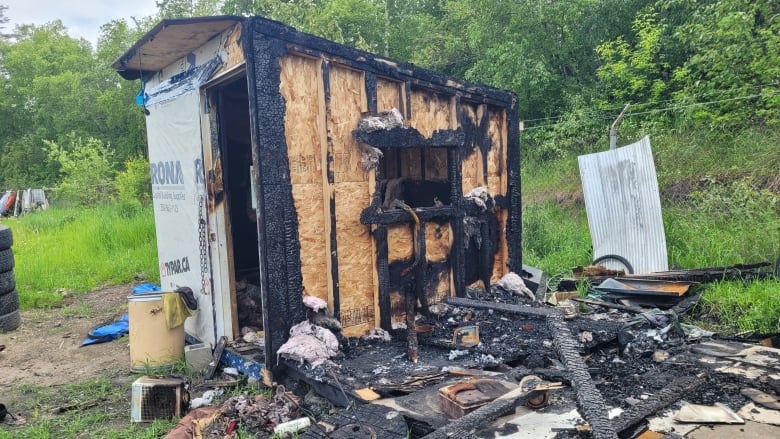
[1,203,159,309]
[0,375,176,439]
[695,279,780,335]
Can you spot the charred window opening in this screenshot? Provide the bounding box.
[379,147,450,209]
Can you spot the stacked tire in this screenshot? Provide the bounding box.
[0,224,20,332]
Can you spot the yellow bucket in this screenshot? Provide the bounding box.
[128,293,184,371]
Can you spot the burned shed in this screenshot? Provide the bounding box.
[114,16,521,368]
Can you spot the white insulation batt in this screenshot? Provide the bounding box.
[277,322,339,366]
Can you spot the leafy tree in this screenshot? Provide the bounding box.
[595,0,780,127]
[45,134,115,206]
[0,22,100,187]
[94,19,149,161]
[156,0,222,18]
[0,4,14,39]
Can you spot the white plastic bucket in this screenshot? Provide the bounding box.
[128,293,185,371]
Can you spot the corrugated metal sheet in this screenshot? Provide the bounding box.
[578,136,668,274]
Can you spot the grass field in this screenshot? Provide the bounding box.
[2,203,159,309]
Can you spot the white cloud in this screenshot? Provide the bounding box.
[3,0,160,46]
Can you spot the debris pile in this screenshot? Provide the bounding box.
[201,386,300,438]
[167,263,780,438]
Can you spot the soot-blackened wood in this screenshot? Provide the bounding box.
[421,390,539,439]
[444,297,559,318]
[416,219,428,314]
[365,71,378,113]
[505,100,522,272]
[547,314,617,439]
[322,60,341,319]
[247,26,305,369]
[353,127,464,150]
[405,285,419,363]
[360,206,460,226]
[375,225,392,330]
[611,375,704,436]
[448,139,466,297]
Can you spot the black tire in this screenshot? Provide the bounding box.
[0,249,13,272]
[0,289,18,314]
[592,254,634,274]
[0,309,20,332]
[0,270,15,295]
[0,225,11,250]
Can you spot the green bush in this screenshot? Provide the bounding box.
[45,133,115,206]
[115,156,152,208]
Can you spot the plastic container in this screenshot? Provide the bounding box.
[128,293,184,371]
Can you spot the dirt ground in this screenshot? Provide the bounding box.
[0,284,133,387]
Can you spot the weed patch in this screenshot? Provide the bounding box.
[0,375,176,439]
[4,204,158,310]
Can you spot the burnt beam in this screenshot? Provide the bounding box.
[360,206,460,226]
[444,297,559,319]
[353,127,465,149]
[547,314,618,439]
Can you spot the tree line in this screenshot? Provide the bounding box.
[1,0,777,191]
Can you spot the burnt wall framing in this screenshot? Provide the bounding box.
[241,15,519,350]
[244,23,306,370]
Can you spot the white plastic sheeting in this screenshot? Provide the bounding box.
[578,136,668,274]
[145,91,218,345]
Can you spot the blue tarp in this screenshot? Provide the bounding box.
[81,283,162,346]
[81,314,130,346]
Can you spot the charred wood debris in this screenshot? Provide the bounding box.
[176,262,780,439]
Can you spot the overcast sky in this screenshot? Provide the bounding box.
[3,0,160,46]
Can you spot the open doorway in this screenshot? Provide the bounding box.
[211,74,264,333]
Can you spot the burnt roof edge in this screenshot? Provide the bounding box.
[112,15,245,80]
[113,15,518,109]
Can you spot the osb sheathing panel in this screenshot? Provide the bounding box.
[389,269,451,324]
[486,108,506,197]
[492,209,509,283]
[400,149,422,179]
[280,55,330,303]
[429,269,451,306]
[329,66,368,183]
[291,185,329,301]
[460,103,483,192]
[409,89,451,137]
[223,24,244,71]
[335,183,375,336]
[377,78,402,112]
[487,108,509,282]
[328,65,375,336]
[425,222,451,262]
[281,56,323,185]
[390,292,404,324]
[425,148,448,180]
[388,224,414,261]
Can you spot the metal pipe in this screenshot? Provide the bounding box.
[609,104,630,150]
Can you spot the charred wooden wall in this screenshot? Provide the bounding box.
[244,16,521,361]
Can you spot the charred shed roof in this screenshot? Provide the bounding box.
[113,15,517,107]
